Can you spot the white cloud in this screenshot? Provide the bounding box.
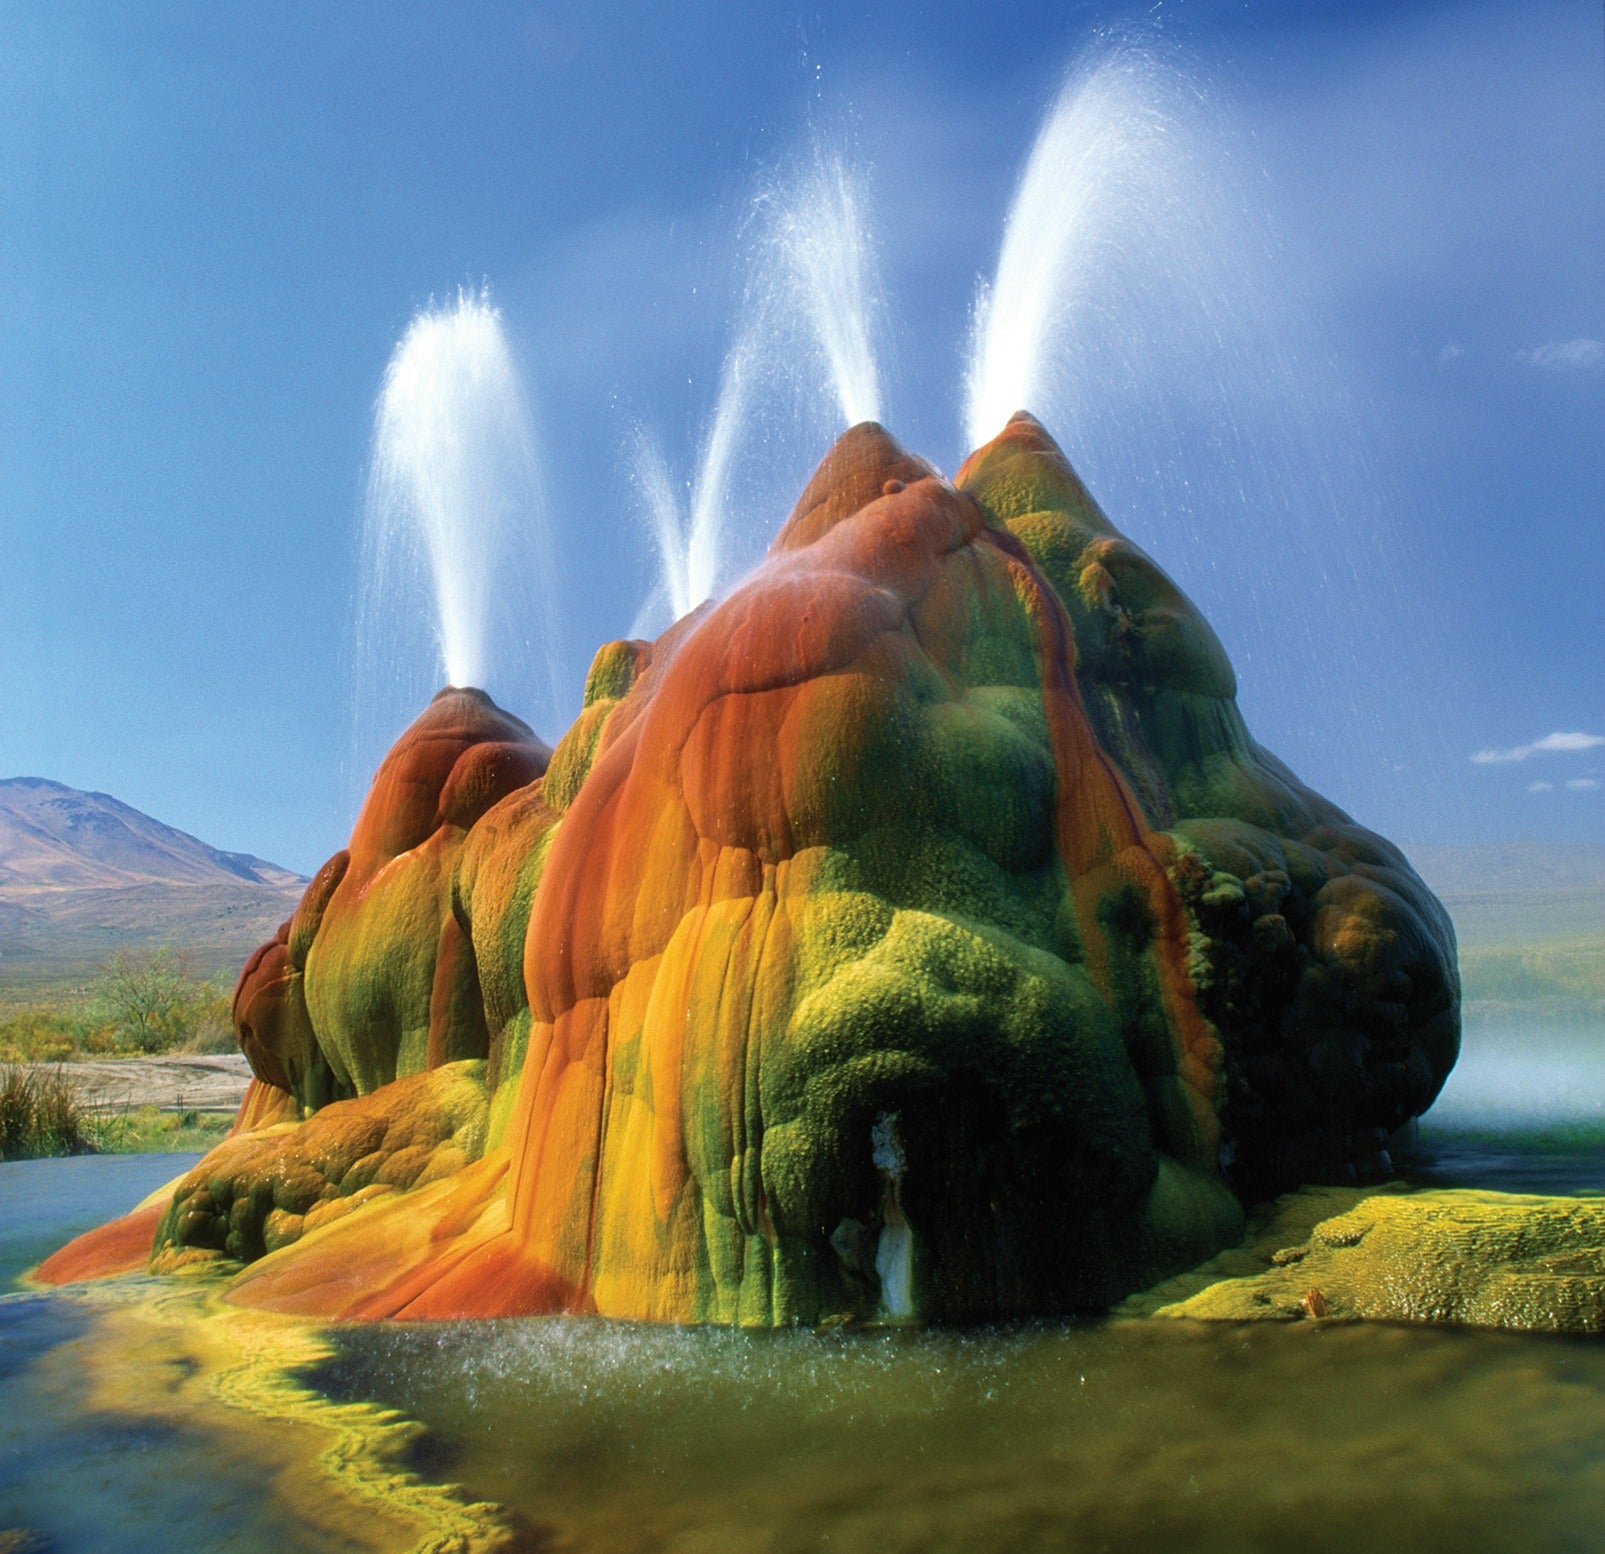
[1567,778,1601,792]
[1529,780,1554,792]
[1472,730,1605,764]
[1437,341,1465,362]
[1516,338,1604,372]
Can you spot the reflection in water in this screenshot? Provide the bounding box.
[312,1311,1605,1554]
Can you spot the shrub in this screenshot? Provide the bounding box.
[0,1064,103,1159]
[0,1010,84,1064]
[180,1007,242,1056]
[90,948,233,1055]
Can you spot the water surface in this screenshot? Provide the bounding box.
[314,1299,1605,1554]
[2,1110,1602,1554]
[0,1154,322,1554]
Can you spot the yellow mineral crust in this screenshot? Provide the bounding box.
[54,1281,514,1553]
[1129,1185,1605,1332]
[150,1061,490,1268]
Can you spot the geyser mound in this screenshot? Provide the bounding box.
[41,416,1461,1325]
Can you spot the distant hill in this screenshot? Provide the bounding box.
[0,777,303,892]
[0,777,308,993]
[1403,840,1605,948]
[1402,840,1605,1030]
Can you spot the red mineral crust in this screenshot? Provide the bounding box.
[33,1204,167,1285]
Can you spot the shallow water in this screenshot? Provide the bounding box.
[314,1310,1605,1554]
[1404,1124,1605,1195]
[0,1293,315,1554]
[309,1114,1605,1554]
[0,1155,323,1554]
[2,1128,1603,1554]
[0,1152,197,1287]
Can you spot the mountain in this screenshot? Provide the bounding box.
[0,777,308,990]
[0,777,303,892]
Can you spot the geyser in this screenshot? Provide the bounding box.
[358,287,556,710]
[631,331,756,628]
[43,413,1475,1328]
[963,33,1398,785]
[633,147,884,634]
[965,41,1183,450]
[763,148,883,429]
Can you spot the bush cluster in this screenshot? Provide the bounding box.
[0,947,235,1063]
[88,947,234,1054]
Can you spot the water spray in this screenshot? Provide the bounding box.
[355,287,560,755]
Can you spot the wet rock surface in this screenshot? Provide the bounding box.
[1130,1182,1605,1333]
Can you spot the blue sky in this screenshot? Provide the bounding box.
[2,0,1600,874]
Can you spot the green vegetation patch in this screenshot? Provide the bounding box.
[0,945,235,1062]
[0,1008,111,1064]
[0,1068,235,1160]
[1458,939,1605,1026]
[100,1105,235,1155]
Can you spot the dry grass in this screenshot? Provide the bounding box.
[0,944,236,1062]
[0,1064,104,1159]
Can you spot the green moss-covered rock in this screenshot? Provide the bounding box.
[80,413,1460,1329]
[959,415,1460,1199]
[152,1061,489,1267]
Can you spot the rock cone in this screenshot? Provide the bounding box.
[40,417,1460,1326]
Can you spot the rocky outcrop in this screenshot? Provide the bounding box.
[956,416,1460,1198]
[231,687,550,1112]
[1130,1184,1605,1333]
[41,416,1462,1327]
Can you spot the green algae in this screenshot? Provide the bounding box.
[1141,1184,1605,1331]
[24,1276,513,1553]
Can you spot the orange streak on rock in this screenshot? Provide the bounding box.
[230,1077,299,1137]
[961,419,1223,1160]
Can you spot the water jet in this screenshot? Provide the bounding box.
[356,287,560,755]
[761,147,884,429]
[965,41,1181,449]
[633,147,884,634]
